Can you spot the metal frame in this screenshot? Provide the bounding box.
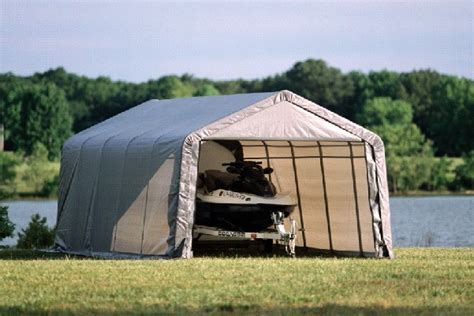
[193,217,297,257]
[194,225,283,240]
[317,141,334,253]
[195,139,375,256]
[288,141,307,249]
[349,142,364,257]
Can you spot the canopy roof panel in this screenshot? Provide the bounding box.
[207,100,361,141]
[64,92,276,151]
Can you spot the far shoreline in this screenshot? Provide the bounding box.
[390,190,473,197]
[1,191,473,203]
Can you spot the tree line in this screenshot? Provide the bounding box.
[0,59,473,193]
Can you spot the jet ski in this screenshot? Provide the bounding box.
[195,161,296,232]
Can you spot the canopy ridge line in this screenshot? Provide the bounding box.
[244,155,366,160]
[240,143,365,148]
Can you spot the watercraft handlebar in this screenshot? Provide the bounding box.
[222,161,263,166]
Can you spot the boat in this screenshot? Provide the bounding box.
[195,161,296,232]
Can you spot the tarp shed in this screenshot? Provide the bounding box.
[55,90,393,258]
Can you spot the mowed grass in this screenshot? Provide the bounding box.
[0,248,472,315]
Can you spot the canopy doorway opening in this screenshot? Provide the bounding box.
[193,139,382,257]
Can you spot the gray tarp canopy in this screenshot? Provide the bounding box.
[56,90,393,258]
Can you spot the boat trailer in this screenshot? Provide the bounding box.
[193,211,297,257]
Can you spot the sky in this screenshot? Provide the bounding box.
[0,0,472,82]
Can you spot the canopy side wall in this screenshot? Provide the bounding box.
[55,93,276,257]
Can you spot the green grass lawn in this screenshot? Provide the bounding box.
[0,248,472,315]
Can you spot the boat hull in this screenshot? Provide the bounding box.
[195,201,295,232]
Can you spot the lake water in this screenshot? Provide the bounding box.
[390,196,473,247]
[1,196,472,248]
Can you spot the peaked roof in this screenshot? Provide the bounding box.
[65,92,275,150]
[207,99,359,141]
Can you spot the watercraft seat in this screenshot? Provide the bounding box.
[204,169,238,192]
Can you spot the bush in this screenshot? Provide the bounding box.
[0,151,20,199]
[22,144,52,193]
[453,151,474,190]
[358,97,438,193]
[40,174,59,197]
[0,206,15,241]
[17,213,54,249]
[387,156,433,193]
[424,157,454,191]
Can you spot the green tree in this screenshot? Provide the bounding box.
[427,76,474,156]
[22,144,52,193]
[0,206,15,241]
[357,97,432,157]
[0,152,20,199]
[427,157,453,191]
[193,84,220,96]
[2,62,473,158]
[365,71,407,101]
[214,80,247,95]
[400,71,473,156]
[72,77,123,131]
[348,70,408,123]
[17,213,55,249]
[346,71,372,121]
[357,97,433,192]
[1,82,73,159]
[40,174,60,198]
[399,70,441,129]
[386,156,433,192]
[147,76,194,99]
[453,151,474,190]
[282,59,354,117]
